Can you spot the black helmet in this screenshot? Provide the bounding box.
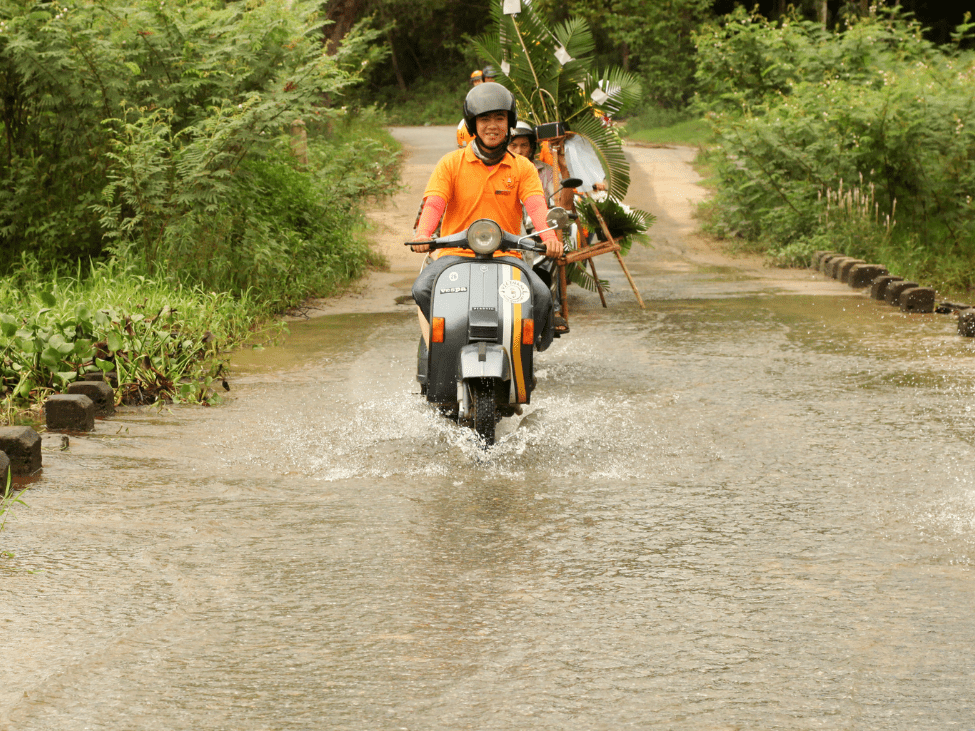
[463,84,517,136]
[509,120,537,159]
[482,64,497,79]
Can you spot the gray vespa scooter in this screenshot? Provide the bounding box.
[409,207,573,445]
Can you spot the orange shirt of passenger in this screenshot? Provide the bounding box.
[456,119,475,148]
[424,145,544,238]
[538,140,556,167]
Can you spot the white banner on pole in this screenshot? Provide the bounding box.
[501,60,511,76]
[564,136,606,194]
[502,0,521,15]
[590,88,609,105]
[554,46,572,66]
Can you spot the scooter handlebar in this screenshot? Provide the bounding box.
[404,234,547,255]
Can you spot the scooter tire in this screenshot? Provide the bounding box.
[471,378,497,446]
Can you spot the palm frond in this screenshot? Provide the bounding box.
[474,2,640,199]
[566,262,609,293]
[579,66,643,119]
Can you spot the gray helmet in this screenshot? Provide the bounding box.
[463,84,517,136]
[482,64,497,79]
[509,121,538,159]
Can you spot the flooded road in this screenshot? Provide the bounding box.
[2,129,974,730]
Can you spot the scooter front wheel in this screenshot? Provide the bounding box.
[471,378,497,446]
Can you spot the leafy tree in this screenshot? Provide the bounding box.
[0,0,384,298]
[323,0,490,89]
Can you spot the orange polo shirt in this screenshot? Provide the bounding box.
[424,146,545,238]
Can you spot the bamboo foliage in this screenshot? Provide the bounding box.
[473,1,641,199]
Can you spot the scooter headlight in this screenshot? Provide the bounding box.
[467,219,502,255]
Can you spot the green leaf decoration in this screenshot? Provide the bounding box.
[578,193,656,246]
[473,1,642,198]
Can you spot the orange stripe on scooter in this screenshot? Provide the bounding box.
[511,269,526,403]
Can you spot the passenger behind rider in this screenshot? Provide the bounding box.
[456,69,483,148]
[507,121,572,334]
[411,84,561,351]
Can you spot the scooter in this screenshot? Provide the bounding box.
[408,206,573,445]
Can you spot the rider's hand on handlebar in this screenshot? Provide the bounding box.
[409,237,432,253]
[543,237,562,259]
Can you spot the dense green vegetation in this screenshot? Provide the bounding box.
[693,7,975,292]
[350,1,973,296]
[0,0,398,422]
[4,0,973,424]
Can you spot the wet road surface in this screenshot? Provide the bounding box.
[1,129,974,730]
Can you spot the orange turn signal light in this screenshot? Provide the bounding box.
[521,318,534,345]
[431,317,445,343]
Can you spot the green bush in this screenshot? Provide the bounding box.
[694,7,975,291]
[0,0,391,294]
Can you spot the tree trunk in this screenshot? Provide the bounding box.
[388,32,407,91]
[818,0,828,28]
[323,0,364,54]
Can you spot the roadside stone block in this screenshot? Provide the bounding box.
[814,251,837,270]
[848,264,888,289]
[819,253,840,273]
[0,451,9,484]
[885,280,919,305]
[0,426,42,475]
[838,259,866,283]
[82,371,119,389]
[958,309,975,337]
[67,380,115,417]
[45,394,95,432]
[871,275,903,300]
[899,287,936,313]
[826,256,851,278]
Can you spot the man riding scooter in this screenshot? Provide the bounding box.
[410,83,562,351]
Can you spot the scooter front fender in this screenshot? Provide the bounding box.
[458,342,510,382]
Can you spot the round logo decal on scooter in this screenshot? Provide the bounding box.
[499,279,531,304]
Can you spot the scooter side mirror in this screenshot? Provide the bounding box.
[545,207,570,230]
[559,177,584,190]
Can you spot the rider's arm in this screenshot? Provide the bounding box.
[411,195,447,253]
[525,194,561,258]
